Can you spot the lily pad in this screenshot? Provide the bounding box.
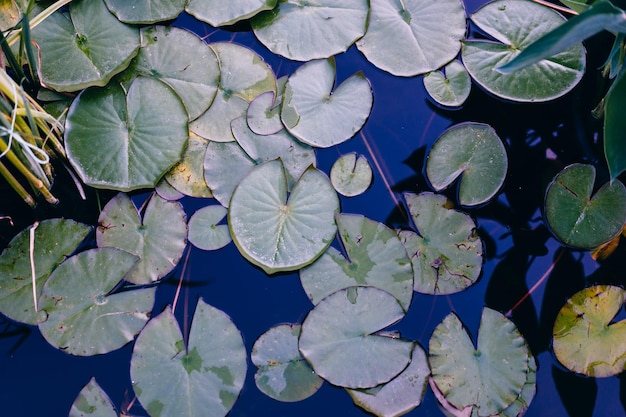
[461,0,586,102]
[246,76,288,135]
[188,205,232,251]
[330,153,373,197]
[69,378,117,417]
[203,141,256,207]
[281,58,373,148]
[228,159,339,274]
[251,0,369,61]
[423,60,471,107]
[299,286,413,389]
[104,0,186,23]
[356,0,466,76]
[300,213,414,312]
[398,192,483,295]
[155,178,185,201]
[38,248,156,356]
[0,219,91,325]
[186,0,277,27]
[429,307,533,416]
[164,132,213,198]
[425,122,508,207]
[65,77,189,191]
[553,285,626,377]
[190,42,276,142]
[130,298,247,417]
[544,163,626,249]
[96,193,187,284]
[30,0,140,92]
[347,343,430,417]
[251,324,323,402]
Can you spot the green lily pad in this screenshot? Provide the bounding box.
[30,0,140,92]
[299,286,413,389]
[65,77,189,191]
[461,0,586,102]
[120,26,220,120]
[423,60,471,107]
[69,378,117,417]
[251,0,369,61]
[429,307,533,416]
[0,219,91,325]
[300,213,414,312]
[544,163,626,249]
[356,0,466,76]
[155,178,185,201]
[96,193,188,285]
[281,58,373,148]
[187,0,277,27]
[251,324,323,402]
[203,141,256,207]
[425,122,508,207]
[190,42,276,142]
[164,132,213,198]
[553,285,626,377]
[330,153,373,197]
[130,298,247,417]
[188,205,232,251]
[347,343,430,417]
[246,76,288,135]
[228,159,339,274]
[104,0,186,23]
[38,248,155,356]
[398,192,483,295]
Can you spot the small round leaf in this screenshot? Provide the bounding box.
[423,60,471,107]
[330,153,373,197]
[188,205,232,251]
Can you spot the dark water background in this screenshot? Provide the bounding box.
[2,0,626,415]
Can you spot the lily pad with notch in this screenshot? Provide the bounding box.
[188,205,232,251]
[330,153,373,197]
[423,60,471,108]
[69,378,117,417]
[246,76,288,135]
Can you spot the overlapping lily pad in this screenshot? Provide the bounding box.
[104,0,186,23]
[228,159,339,274]
[246,76,288,135]
[398,192,483,295]
[423,60,471,107]
[96,193,187,284]
[356,0,466,76]
[281,58,373,148]
[38,248,156,356]
[188,205,232,251]
[164,132,213,198]
[203,141,256,207]
[69,378,117,417]
[186,0,277,27]
[553,285,626,377]
[130,298,247,417]
[330,153,373,197]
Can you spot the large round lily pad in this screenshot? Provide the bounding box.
[186,0,277,26]
[228,159,339,274]
[553,285,626,377]
[131,299,246,417]
[69,378,117,417]
[356,0,466,76]
[299,286,413,389]
[38,248,156,356]
[544,163,626,249]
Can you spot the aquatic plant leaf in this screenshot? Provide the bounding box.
[423,60,471,107]
[69,378,117,417]
[130,298,247,417]
[544,163,626,249]
[300,213,414,312]
[65,77,188,191]
[251,324,323,402]
[96,193,187,284]
[30,0,139,91]
[356,0,466,76]
[188,205,232,251]
[228,159,339,274]
[187,0,276,26]
[330,153,373,197]
[605,70,626,180]
[120,26,220,120]
[190,42,276,142]
[246,76,288,135]
[429,308,532,416]
[299,286,413,389]
[0,219,91,325]
[462,0,585,102]
[104,0,185,23]
[38,248,155,356]
[425,122,508,206]
[164,132,213,198]
[155,178,185,201]
[398,192,483,295]
[251,0,368,61]
[553,285,626,377]
[0,0,21,31]
[347,343,430,417]
[281,58,373,148]
[203,141,256,207]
